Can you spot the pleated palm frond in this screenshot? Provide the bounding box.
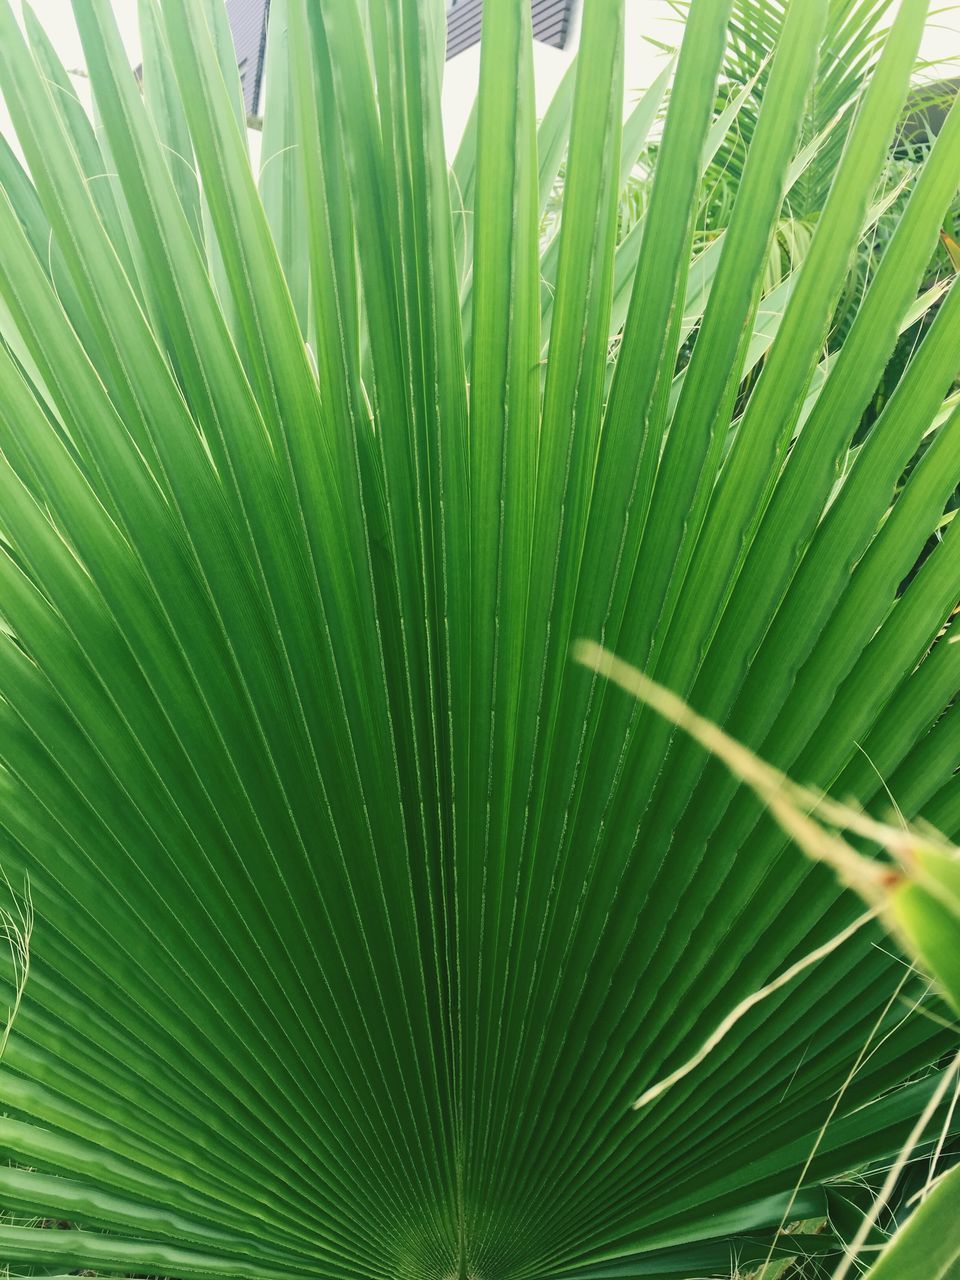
[575,641,960,1280]
[0,0,957,1278]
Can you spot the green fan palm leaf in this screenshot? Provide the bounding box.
[0,0,957,1277]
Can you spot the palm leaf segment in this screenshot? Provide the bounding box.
[692,0,936,323]
[0,0,957,1276]
[704,0,895,211]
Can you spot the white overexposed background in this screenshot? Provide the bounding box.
[1,1,958,159]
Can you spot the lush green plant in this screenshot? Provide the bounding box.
[0,0,957,1277]
[576,641,960,1278]
[660,0,959,334]
[700,0,893,216]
